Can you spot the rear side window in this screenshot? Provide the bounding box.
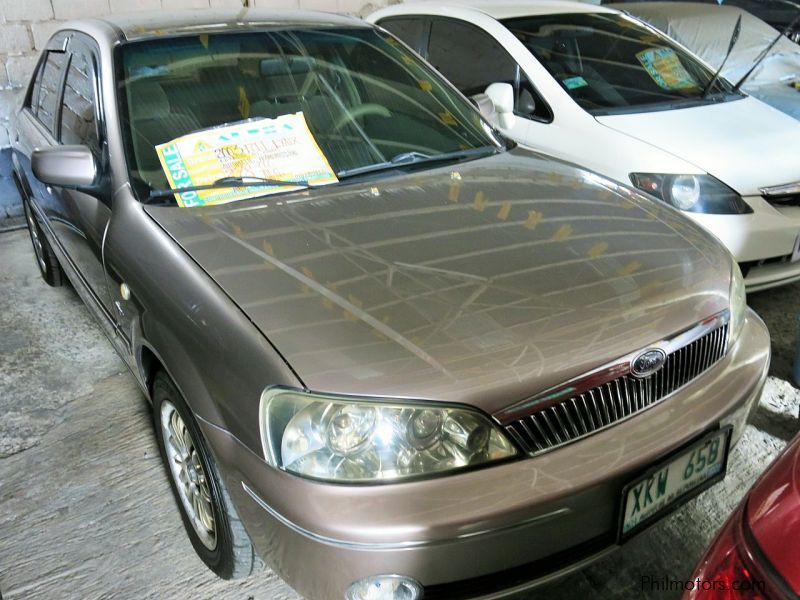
[36,51,68,134]
[428,19,517,96]
[427,18,552,121]
[61,49,99,152]
[379,18,428,54]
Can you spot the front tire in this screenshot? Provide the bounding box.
[22,196,64,287]
[152,371,258,580]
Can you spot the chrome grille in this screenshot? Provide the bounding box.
[505,323,729,455]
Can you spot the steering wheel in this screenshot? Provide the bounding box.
[333,103,391,132]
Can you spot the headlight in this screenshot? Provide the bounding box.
[260,388,517,482]
[630,173,752,214]
[728,261,746,346]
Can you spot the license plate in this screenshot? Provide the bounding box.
[620,426,732,539]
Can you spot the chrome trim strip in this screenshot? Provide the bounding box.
[495,310,730,424]
[760,181,800,197]
[241,482,570,550]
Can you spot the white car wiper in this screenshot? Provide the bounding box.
[701,14,741,99]
[145,175,310,203]
[337,146,500,179]
[733,10,800,91]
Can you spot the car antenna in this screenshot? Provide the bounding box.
[702,14,742,98]
[732,8,800,91]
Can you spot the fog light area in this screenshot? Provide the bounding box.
[345,575,423,600]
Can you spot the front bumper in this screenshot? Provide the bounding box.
[689,198,800,291]
[201,310,770,600]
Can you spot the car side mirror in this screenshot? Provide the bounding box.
[484,82,516,130]
[32,145,98,189]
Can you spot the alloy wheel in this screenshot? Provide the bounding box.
[160,400,217,550]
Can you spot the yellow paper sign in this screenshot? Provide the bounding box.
[156,112,338,207]
[636,47,698,91]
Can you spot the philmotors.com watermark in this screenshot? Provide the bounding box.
[642,575,766,593]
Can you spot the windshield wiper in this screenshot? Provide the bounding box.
[337,146,500,179]
[733,10,800,91]
[145,175,310,203]
[702,14,742,99]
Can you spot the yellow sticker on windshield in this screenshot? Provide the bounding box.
[156,112,338,208]
[438,111,457,125]
[237,86,250,119]
[636,47,698,91]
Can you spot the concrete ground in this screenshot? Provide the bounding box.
[0,227,798,600]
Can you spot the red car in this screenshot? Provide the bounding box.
[684,431,800,599]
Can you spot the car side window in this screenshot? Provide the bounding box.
[378,17,429,54]
[36,51,68,135]
[61,47,99,153]
[426,18,552,122]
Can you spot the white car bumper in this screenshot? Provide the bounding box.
[689,196,800,292]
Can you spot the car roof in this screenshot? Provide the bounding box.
[74,8,366,43]
[609,1,757,21]
[379,0,617,20]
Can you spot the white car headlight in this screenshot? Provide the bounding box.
[668,174,701,210]
[260,388,517,482]
[728,261,746,346]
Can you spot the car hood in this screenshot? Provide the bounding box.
[145,149,731,415]
[596,97,800,196]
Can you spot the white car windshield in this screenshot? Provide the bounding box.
[503,13,741,114]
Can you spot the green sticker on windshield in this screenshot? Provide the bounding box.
[636,47,698,91]
[563,76,588,90]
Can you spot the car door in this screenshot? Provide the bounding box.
[15,32,117,338]
[54,34,115,319]
[14,34,71,241]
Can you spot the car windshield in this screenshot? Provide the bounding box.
[115,27,501,205]
[502,13,740,115]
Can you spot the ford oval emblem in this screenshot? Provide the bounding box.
[631,349,667,378]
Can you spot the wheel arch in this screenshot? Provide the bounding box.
[138,342,163,399]
[133,334,227,435]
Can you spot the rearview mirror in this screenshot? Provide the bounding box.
[484,83,516,130]
[32,145,97,188]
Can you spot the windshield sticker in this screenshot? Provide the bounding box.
[563,76,588,90]
[237,86,251,119]
[438,111,458,125]
[156,112,338,208]
[636,47,698,91]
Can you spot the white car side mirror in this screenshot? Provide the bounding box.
[485,82,516,130]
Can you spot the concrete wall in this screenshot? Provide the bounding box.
[0,0,391,222]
